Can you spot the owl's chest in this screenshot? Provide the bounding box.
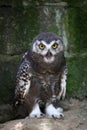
[40,74,56,86]
[33,73,61,105]
[34,73,60,94]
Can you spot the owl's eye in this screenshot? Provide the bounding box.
[52,43,58,49]
[39,43,45,50]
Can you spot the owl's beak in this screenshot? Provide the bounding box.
[45,50,52,59]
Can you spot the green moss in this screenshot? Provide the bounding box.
[0,6,39,55]
[67,7,87,53]
[63,0,86,7]
[14,6,39,53]
[0,55,22,104]
[67,55,87,99]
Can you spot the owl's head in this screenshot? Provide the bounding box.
[31,32,64,64]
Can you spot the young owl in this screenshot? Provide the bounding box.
[14,32,67,119]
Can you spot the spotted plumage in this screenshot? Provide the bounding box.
[14,32,67,118]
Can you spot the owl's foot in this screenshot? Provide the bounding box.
[29,111,44,118]
[29,103,44,118]
[46,104,64,119]
[29,113,44,118]
[56,107,63,113]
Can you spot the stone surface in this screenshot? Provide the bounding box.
[0,104,13,123]
[0,99,87,130]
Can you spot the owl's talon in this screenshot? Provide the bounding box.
[40,113,45,117]
[60,113,64,119]
[51,113,64,119]
[52,115,56,119]
[40,113,43,116]
[29,113,44,118]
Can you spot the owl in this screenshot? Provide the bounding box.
[14,32,67,119]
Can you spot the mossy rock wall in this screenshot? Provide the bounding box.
[67,55,87,99]
[0,0,87,105]
[0,6,39,55]
[66,1,87,98]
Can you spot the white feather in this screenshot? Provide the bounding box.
[23,80,31,97]
[57,72,67,100]
[46,104,64,118]
[44,56,55,63]
[32,40,63,56]
[19,80,24,86]
[29,103,42,118]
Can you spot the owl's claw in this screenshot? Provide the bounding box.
[52,113,64,119]
[40,113,45,117]
[60,113,64,119]
[29,113,45,118]
[48,112,64,119]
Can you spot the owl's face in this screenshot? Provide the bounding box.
[32,32,64,64]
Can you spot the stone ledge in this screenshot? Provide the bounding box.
[0,99,87,130]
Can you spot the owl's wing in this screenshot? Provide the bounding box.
[58,66,68,100]
[14,58,32,106]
